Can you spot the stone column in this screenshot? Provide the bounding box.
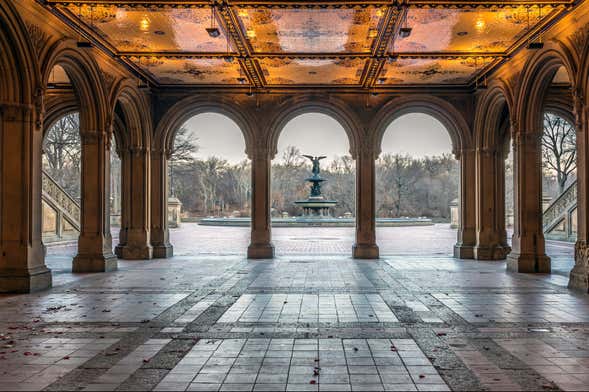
[150,148,173,258]
[454,148,476,259]
[0,103,52,292]
[115,146,152,259]
[73,129,117,272]
[474,146,511,259]
[506,127,550,273]
[569,96,588,290]
[353,145,379,259]
[247,147,274,259]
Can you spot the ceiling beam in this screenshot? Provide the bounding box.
[45,0,574,7]
[216,4,266,87]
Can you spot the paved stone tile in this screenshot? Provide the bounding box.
[219,294,397,323]
[8,224,589,392]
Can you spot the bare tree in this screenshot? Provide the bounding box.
[42,112,81,199]
[170,126,199,196]
[542,112,576,194]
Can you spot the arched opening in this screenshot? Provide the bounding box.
[376,113,459,256]
[271,113,355,255]
[541,66,577,276]
[167,112,250,256]
[41,62,122,274]
[507,53,577,275]
[41,65,83,273]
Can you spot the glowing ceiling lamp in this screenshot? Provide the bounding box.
[246,29,256,39]
[139,15,150,32]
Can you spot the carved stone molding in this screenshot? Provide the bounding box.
[569,22,589,58]
[25,22,48,57]
[101,71,117,96]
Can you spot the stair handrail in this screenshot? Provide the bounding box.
[41,170,81,226]
[542,179,577,231]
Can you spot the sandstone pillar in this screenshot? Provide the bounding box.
[0,103,52,292]
[115,146,152,259]
[353,146,379,259]
[454,148,476,259]
[506,128,550,273]
[150,148,173,258]
[569,96,588,290]
[247,147,274,259]
[73,130,117,272]
[474,146,511,259]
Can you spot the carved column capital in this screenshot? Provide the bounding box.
[355,141,377,161]
[249,145,273,161]
[0,102,34,121]
[477,146,497,157]
[512,131,539,147]
[80,130,107,145]
[454,147,474,161]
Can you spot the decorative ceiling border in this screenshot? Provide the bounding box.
[41,0,578,90]
[45,0,574,7]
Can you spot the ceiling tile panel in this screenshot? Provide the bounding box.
[380,57,495,85]
[392,7,547,53]
[129,57,244,84]
[64,5,231,52]
[259,58,366,85]
[238,8,383,53]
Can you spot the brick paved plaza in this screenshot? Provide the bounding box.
[0,225,578,390]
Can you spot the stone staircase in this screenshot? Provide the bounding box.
[41,170,80,243]
[543,179,577,242]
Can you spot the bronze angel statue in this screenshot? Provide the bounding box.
[303,155,327,177]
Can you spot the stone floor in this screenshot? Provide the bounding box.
[13,225,582,391]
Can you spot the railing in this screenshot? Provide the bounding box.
[543,179,577,241]
[41,170,80,242]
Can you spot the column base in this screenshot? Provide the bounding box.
[115,244,153,260]
[152,244,173,259]
[454,244,474,259]
[473,244,511,260]
[506,252,551,273]
[0,266,52,293]
[352,244,379,259]
[247,243,275,259]
[73,254,118,273]
[569,242,589,292]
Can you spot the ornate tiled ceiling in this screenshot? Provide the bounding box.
[48,1,573,89]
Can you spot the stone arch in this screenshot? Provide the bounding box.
[0,0,38,104]
[516,46,578,134]
[371,95,472,158]
[475,80,514,150]
[41,39,107,133]
[267,96,361,159]
[155,96,254,157]
[109,79,151,150]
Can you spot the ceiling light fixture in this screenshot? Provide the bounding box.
[76,4,93,48]
[399,9,412,38]
[206,3,221,38]
[526,6,544,50]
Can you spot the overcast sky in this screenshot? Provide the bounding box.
[182,112,453,164]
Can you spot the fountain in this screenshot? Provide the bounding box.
[294,155,337,217]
